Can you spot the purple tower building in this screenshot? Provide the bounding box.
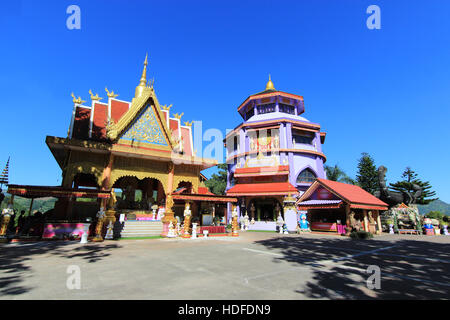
[225,77,327,230]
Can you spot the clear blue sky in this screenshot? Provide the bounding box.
[0,0,449,202]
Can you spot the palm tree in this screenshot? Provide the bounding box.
[325,164,356,184]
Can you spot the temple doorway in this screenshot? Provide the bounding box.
[112,176,165,210]
[248,198,282,222]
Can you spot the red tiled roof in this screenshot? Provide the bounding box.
[227,182,298,196]
[315,178,388,208]
[198,186,214,195]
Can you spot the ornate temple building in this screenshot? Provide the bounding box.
[225,77,327,230]
[8,55,237,236]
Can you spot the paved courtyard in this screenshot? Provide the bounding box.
[0,232,449,300]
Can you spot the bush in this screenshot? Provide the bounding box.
[350,230,374,240]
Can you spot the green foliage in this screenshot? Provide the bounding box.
[390,167,438,205]
[425,211,444,220]
[204,164,228,195]
[324,164,355,184]
[0,195,56,215]
[356,152,379,195]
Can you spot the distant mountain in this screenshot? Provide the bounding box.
[417,200,450,216]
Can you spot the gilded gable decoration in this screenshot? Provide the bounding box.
[120,104,169,146]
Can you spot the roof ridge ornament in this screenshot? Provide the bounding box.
[134,53,149,100]
[173,112,184,120]
[265,74,275,91]
[162,104,173,111]
[71,92,86,105]
[89,89,103,101]
[105,87,119,98]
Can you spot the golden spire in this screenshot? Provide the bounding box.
[265,74,275,91]
[135,53,148,99]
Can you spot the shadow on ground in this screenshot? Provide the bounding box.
[255,236,450,299]
[0,241,121,296]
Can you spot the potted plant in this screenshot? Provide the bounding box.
[226,224,232,233]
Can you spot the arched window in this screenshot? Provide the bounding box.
[296,168,316,184]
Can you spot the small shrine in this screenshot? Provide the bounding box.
[225,77,327,231]
[297,178,388,235]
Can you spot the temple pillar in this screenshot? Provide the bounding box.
[102,154,114,190]
[226,202,231,225]
[345,203,351,235]
[67,196,75,221]
[363,209,369,232]
[161,163,177,237]
[376,211,382,235]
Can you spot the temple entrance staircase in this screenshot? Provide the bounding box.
[116,220,163,238]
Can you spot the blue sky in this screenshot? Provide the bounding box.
[0,0,449,202]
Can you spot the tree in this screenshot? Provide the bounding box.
[204,164,228,195]
[425,211,443,220]
[390,167,438,205]
[356,152,379,195]
[324,164,355,184]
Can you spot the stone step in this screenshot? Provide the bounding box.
[122,224,163,229]
[121,233,161,238]
[115,221,164,238]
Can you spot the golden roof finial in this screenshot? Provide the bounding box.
[265,74,275,91]
[140,53,148,86]
[135,53,148,99]
[162,104,173,111]
[71,92,86,105]
[184,121,193,127]
[88,89,103,101]
[105,87,119,98]
[173,112,184,120]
